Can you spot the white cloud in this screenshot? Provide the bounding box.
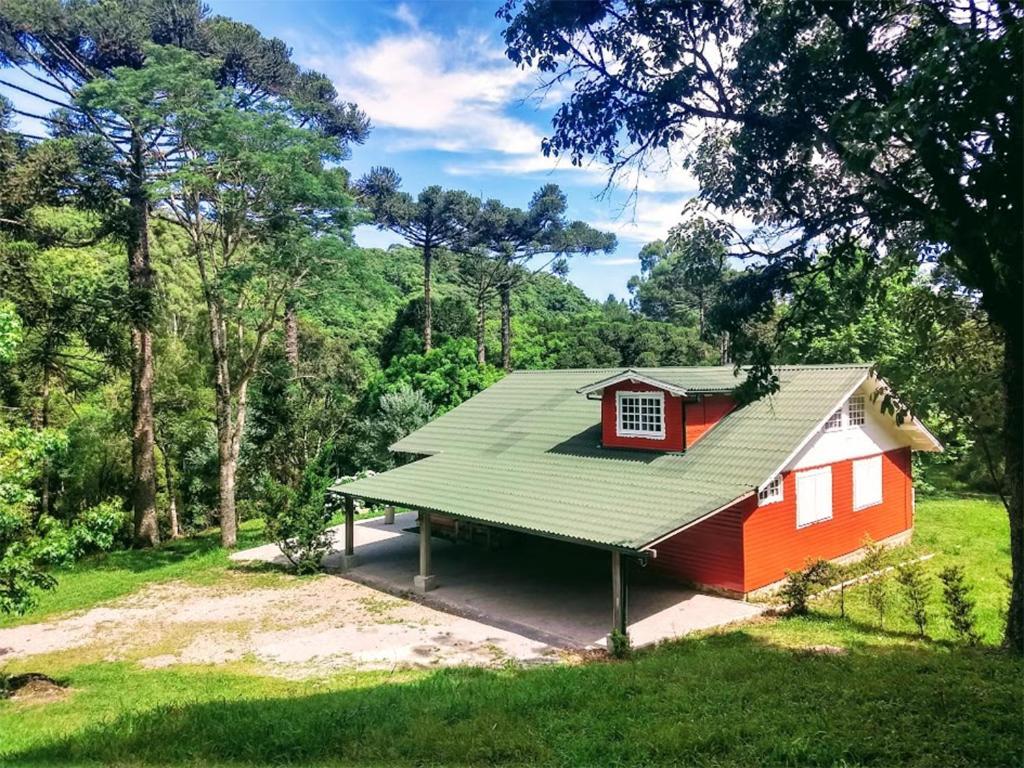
[592,257,640,267]
[298,28,545,157]
[391,3,419,29]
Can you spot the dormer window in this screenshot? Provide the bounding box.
[616,391,665,439]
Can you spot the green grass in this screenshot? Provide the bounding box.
[0,496,1019,767]
[0,519,273,628]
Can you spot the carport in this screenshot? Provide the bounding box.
[316,510,764,648]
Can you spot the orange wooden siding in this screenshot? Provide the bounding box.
[684,394,736,447]
[649,497,751,593]
[741,447,913,591]
[601,381,684,452]
[649,447,912,594]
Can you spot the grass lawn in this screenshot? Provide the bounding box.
[0,496,1019,767]
[0,520,274,629]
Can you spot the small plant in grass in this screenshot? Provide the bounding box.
[609,628,632,658]
[258,472,335,575]
[861,537,890,627]
[939,565,981,646]
[895,561,931,637]
[780,558,836,615]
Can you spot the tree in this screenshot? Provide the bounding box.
[469,185,616,370]
[502,0,1023,654]
[356,169,478,354]
[83,47,360,547]
[1,0,368,547]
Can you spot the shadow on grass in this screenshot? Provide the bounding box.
[9,632,1021,767]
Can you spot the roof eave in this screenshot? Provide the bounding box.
[576,369,688,397]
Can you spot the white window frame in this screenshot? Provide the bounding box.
[615,390,666,439]
[853,455,883,510]
[795,466,833,528]
[823,408,843,432]
[848,394,866,426]
[758,474,784,506]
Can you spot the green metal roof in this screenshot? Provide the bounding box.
[335,365,875,551]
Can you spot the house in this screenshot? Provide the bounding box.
[334,364,941,638]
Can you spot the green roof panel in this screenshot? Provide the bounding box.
[336,365,872,551]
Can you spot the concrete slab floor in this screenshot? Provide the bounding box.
[231,512,766,650]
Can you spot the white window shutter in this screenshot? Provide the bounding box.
[796,467,832,527]
[853,456,883,510]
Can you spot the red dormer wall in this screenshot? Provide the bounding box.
[601,381,684,452]
[684,394,736,446]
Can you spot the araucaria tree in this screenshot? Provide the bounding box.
[502,0,1023,653]
[355,169,478,353]
[470,185,616,370]
[84,48,363,547]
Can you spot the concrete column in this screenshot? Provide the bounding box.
[413,511,437,592]
[384,505,395,525]
[611,551,629,637]
[336,495,359,571]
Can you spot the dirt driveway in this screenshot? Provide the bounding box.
[0,574,560,678]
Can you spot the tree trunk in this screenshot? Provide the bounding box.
[1003,324,1023,654]
[206,298,238,548]
[31,369,50,525]
[423,245,433,353]
[500,283,511,372]
[476,294,487,365]
[216,412,238,549]
[128,130,160,548]
[284,300,299,373]
[162,446,181,539]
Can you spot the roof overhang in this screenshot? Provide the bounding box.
[576,369,688,397]
[755,372,943,494]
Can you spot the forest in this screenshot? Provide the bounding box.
[0,0,1016,651]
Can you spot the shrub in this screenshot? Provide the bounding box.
[609,628,631,659]
[70,499,129,555]
[895,561,931,637]
[781,558,836,615]
[259,475,335,575]
[861,538,890,627]
[939,565,981,645]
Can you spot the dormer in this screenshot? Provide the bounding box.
[577,369,736,452]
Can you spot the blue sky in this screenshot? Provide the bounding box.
[4,0,706,300]
[206,0,708,299]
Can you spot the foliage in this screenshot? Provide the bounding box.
[364,338,502,416]
[939,565,981,646]
[258,474,334,575]
[780,558,836,615]
[896,561,931,638]
[608,628,631,659]
[861,538,890,628]
[0,300,21,363]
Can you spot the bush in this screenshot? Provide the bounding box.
[609,628,631,659]
[895,561,931,637]
[259,475,335,575]
[939,565,981,645]
[861,538,890,628]
[69,498,129,555]
[780,558,836,615]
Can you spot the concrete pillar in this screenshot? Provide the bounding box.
[336,495,359,571]
[384,505,395,525]
[413,511,437,592]
[611,551,629,637]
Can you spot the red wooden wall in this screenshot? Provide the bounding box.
[741,447,913,591]
[601,381,684,452]
[684,394,736,447]
[649,447,913,594]
[649,497,750,593]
